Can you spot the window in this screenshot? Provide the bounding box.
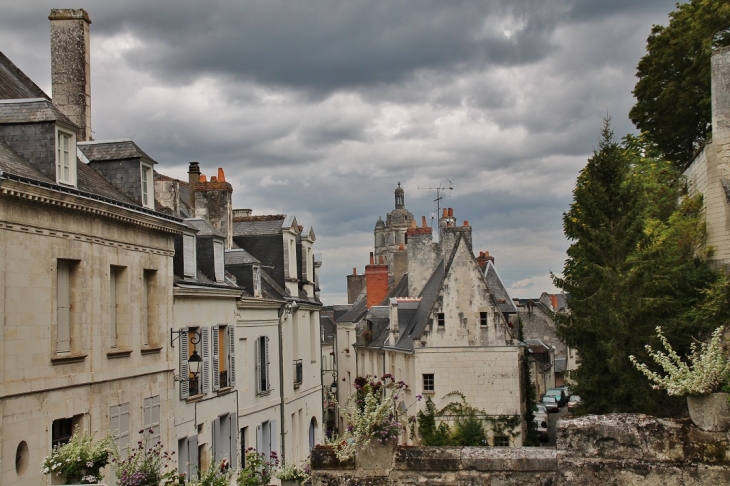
[213,413,237,464]
[141,163,154,208]
[423,373,435,392]
[213,325,236,390]
[253,266,261,297]
[52,418,73,448]
[214,240,224,282]
[437,313,445,327]
[480,312,488,327]
[494,436,510,447]
[55,127,76,186]
[256,336,270,394]
[110,403,130,455]
[56,260,79,355]
[293,359,303,387]
[142,270,158,347]
[183,234,196,278]
[109,266,128,349]
[310,312,317,363]
[256,420,277,461]
[179,327,210,399]
[143,396,160,446]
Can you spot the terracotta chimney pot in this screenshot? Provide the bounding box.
[200,174,207,182]
[218,167,225,182]
[210,176,217,182]
[370,252,374,264]
[422,216,428,228]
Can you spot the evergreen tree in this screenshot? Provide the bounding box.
[629,0,730,167]
[553,121,713,415]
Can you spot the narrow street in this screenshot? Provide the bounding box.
[543,404,569,447]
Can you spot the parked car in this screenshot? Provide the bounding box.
[544,387,568,407]
[534,404,549,440]
[568,395,581,411]
[542,395,559,412]
[558,385,571,399]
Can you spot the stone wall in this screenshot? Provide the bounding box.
[311,414,730,485]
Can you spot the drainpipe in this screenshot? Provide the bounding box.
[278,300,298,464]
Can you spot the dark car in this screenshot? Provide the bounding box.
[542,395,559,412]
[544,387,568,407]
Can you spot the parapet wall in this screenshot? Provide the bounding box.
[311,414,730,485]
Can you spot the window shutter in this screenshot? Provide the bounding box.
[270,420,277,456]
[144,396,161,444]
[178,436,189,479]
[119,403,130,453]
[202,327,210,394]
[229,326,236,387]
[213,417,222,462]
[229,413,238,466]
[179,327,189,399]
[110,267,117,348]
[183,234,196,277]
[57,261,71,353]
[212,325,220,391]
[264,336,270,392]
[187,435,198,478]
[256,424,263,453]
[256,337,262,393]
[214,240,224,282]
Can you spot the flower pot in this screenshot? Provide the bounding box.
[687,392,730,431]
[356,439,397,471]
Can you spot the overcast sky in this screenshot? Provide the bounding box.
[0,0,678,304]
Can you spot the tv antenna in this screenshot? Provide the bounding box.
[418,180,454,225]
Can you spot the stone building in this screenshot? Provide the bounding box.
[0,10,187,485]
[336,186,526,446]
[684,46,730,266]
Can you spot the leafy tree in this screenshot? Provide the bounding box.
[553,121,714,416]
[629,0,730,168]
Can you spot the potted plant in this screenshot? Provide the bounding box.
[111,429,179,486]
[273,461,309,486]
[186,459,233,486]
[41,426,115,484]
[630,326,730,431]
[236,448,278,486]
[327,374,407,466]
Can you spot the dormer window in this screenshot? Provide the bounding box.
[56,126,76,187]
[213,240,224,283]
[141,163,154,209]
[253,266,261,297]
[183,234,196,278]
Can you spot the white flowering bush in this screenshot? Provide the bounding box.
[630,326,730,396]
[41,426,115,484]
[273,461,309,481]
[327,374,408,460]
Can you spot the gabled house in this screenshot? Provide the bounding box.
[0,9,188,485]
[336,186,526,446]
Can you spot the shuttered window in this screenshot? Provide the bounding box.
[214,240,224,282]
[178,435,198,481]
[183,234,196,277]
[110,403,130,454]
[228,326,236,387]
[256,336,270,393]
[179,327,189,400]
[143,395,161,446]
[201,327,211,394]
[212,325,220,391]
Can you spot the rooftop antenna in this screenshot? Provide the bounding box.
[418,180,454,226]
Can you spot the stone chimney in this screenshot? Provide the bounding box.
[476,251,495,270]
[49,9,92,141]
[365,253,389,308]
[393,243,408,285]
[347,267,367,305]
[188,162,200,211]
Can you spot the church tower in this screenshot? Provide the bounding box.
[374,182,414,276]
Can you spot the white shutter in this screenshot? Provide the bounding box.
[202,328,210,393]
[270,420,277,456]
[57,261,71,352]
[214,240,224,282]
[229,413,238,466]
[119,403,130,453]
[212,325,220,391]
[229,326,236,387]
[183,234,196,277]
[110,267,117,348]
[179,327,189,399]
[256,337,262,393]
[143,396,161,445]
[264,336,270,392]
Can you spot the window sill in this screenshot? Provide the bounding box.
[423,390,435,395]
[51,353,88,365]
[217,387,233,396]
[294,383,302,389]
[257,390,272,396]
[140,346,163,355]
[185,394,204,403]
[107,349,133,359]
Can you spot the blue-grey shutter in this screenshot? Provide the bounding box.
[202,327,210,394]
[270,420,277,456]
[229,326,236,387]
[179,327,189,399]
[256,424,263,453]
[264,336,270,391]
[212,325,220,391]
[256,337,262,393]
[188,435,198,478]
[229,413,238,466]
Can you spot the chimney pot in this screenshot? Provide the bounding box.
[443,208,448,218]
[448,208,454,217]
[422,216,428,228]
[353,267,357,275]
[411,220,417,228]
[210,176,217,183]
[200,174,207,182]
[218,168,225,182]
[463,220,469,226]
[370,252,374,265]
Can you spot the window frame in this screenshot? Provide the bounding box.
[182,234,197,278]
[423,373,435,393]
[480,312,488,327]
[256,336,270,394]
[437,313,445,327]
[140,162,154,209]
[55,125,77,187]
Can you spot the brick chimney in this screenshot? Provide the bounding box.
[49,9,92,141]
[476,251,495,269]
[365,252,389,308]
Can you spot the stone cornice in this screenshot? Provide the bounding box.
[173,286,243,298]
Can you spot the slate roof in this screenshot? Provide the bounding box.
[484,261,517,315]
[225,248,261,265]
[0,52,49,100]
[0,140,48,179]
[78,139,155,163]
[320,314,336,344]
[76,160,141,204]
[233,216,285,236]
[0,99,75,126]
[394,259,444,350]
[184,218,224,238]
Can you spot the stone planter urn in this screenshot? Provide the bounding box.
[687,392,730,431]
[356,439,397,471]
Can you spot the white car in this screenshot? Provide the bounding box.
[534,404,548,439]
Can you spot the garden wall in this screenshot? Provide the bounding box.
[311,414,730,485]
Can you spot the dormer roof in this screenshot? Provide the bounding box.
[0,98,76,126]
[77,139,156,164]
